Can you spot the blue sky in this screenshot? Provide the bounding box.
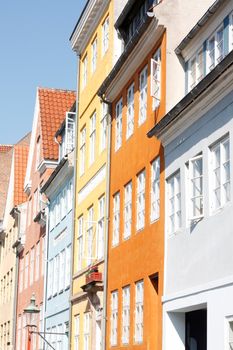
[0,0,86,145]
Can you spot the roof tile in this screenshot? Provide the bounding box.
[38,88,76,160]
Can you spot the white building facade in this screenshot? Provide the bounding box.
[148,0,233,349]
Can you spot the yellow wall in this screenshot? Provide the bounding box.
[71,1,114,349]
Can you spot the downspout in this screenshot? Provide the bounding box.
[100,94,112,350]
[12,209,20,350]
[42,205,49,347]
[68,52,81,349]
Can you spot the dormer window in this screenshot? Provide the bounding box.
[116,0,155,46]
[59,112,75,160]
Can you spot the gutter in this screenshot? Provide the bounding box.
[68,53,81,349]
[147,49,233,138]
[42,206,49,344]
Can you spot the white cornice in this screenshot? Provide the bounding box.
[70,0,110,54]
[157,63,233,146]
[105,22,165,101]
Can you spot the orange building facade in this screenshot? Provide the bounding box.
[98,2,166,349]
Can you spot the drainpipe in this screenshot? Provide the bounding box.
[100,94,112,350]
[12,208,20,350]
[68,52,81,349]
[42,205,49,348]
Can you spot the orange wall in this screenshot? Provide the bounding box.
[106,34,166,350]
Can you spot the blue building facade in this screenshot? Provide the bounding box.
[41,111,75,349]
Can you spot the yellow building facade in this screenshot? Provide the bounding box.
[70,0,116,349]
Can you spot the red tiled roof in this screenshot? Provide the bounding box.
[38,88,76,160]
[0,145,13,153]
[14,144,29,206]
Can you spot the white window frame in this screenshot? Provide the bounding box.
[115,99,123,151]
[65,245,71,288]
[100,103,108,152]
[59,249,65,292]
[207,25,224,73]
[188,48,204,91]
[84,312,91,350]
[134,280,143,343]
[151,48,161,110]
[110,291,118,346]
[139,66,148,125]
[80,127,86,176]
[124,182,132,239]
[83,55,88,88]
[97,196,105,260]
[29,247,35,286]
[151,157,160,222]
[35,242,40,281]
[102,16,109,55]
[188,154,203,220]
[87,207,94,266]
[122,286,130,345]
[89,112,96,165]
[47,259,53,299]
[77,216,84,271]
[92,37,97,73]
[53,254,59,295]
[74,315,80,350]
[210,135,230,212]
[167,171,181,235]
[136,170,146,231]
[126,83,134,139]
[113,192,120,246]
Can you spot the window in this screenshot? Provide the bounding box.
[113,192,120,246]
[41,236,45,276]
[53,255,59,295]
[139,66,148,125]
[115,99,123,151]
[137,170,146,230]
[188,155,203,219]
[51,326,57,349]
[135,280,143,343]
[211,136,230,211]
[89,112,96,165]
[59,250,65,292]
[124,182,132,239]
[151,48,161,110]
[30,248,35,285]
[151,157,160,222]
[97,196,105,259]
[19,259,24,293]
[61,189,66,219]
[102,16,109,55]
[67,180,73,212]
[83,55,88,88]
[47,259,53,299]
[35,242,40,281]
[100,103,108,151]
[207,26,224,72]
[24,253,29,289]
[74,315,80,350]
[122,286,130,344]
[77,216,84,271]
[188,49,204,90]
[65,245,71,288]
[84,312,90,350]
[50,202,55,230]
[87,207,94,266]
[167,171,181,234]
[92,38,97,73]
[110,291,118,346]
[80,127,86,176]
[126,83,134,139]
